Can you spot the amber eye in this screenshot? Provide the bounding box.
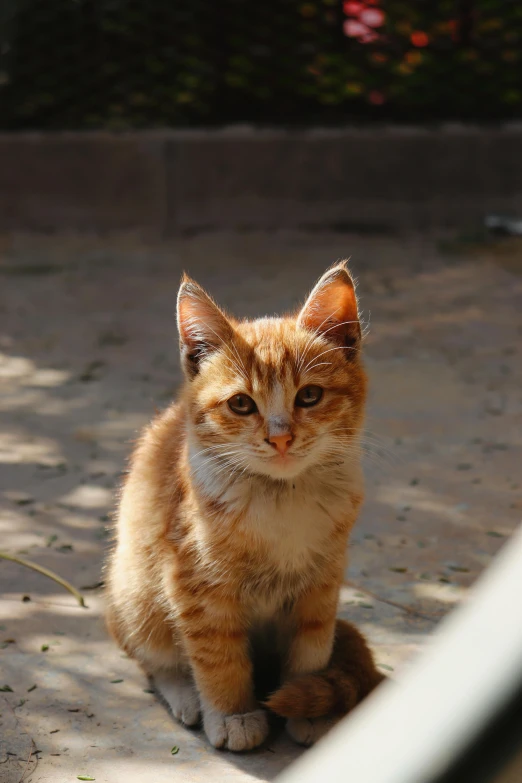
[228,394,257,415]
[295,385,323,408]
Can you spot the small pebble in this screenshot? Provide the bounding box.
[4,491,34,505]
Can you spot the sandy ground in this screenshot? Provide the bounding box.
[0,231,521,783]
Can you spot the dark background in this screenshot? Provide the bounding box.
[1,0,521,130]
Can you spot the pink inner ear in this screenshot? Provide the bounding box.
[177,295,205,346]
[299,274,359,336]
[177,281,232,355]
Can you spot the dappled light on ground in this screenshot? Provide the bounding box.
[1,231,521,781]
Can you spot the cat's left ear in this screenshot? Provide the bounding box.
[297,262,361,356]
[177,275,233,378]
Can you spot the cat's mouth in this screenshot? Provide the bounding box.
[270,453,295,469]
[255,450,308,479]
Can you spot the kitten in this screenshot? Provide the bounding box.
[105,262,383,751]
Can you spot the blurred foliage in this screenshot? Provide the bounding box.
[0,0,521,129]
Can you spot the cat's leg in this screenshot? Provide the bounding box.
[284,583,339,744]
[152,669,201,727]
[178,602,269,751]
[128,629,201,728]
[286,584,338,676]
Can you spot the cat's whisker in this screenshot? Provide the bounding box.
[327,442,398,472]
[360,310,371,340]
[302,343,356,373]
[317,318,361,338]
[199,321,249,382]
[202,450,249,467]
[198,453,247,471]
[297,307,342,372]
[221,353,249,382]
[333,427,399,451]
[297,316,363,376]
[190,444,238,459]
[327,435,392,454]
[334,432,396,450]
[228,340,249,378]
[191,453,246,475]
[191,452,239,469]
[190,442,252,459]
[303,361,332,373]
[340,439,405,466]
[331,437,402,465]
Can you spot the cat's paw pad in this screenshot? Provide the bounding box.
[204,708,269,751]
[286,716,338,747]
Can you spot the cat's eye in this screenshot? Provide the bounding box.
[228,393,257,415]
[295,385,323,408]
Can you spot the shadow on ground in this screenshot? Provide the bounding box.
[1,231,521,782]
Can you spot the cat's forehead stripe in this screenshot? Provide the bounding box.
[250,345,296,393]
[240,318,303,387]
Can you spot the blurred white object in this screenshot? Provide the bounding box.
[485,215,522,235]
[277,523,522,783]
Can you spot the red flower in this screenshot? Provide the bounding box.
[359,8,385,28]
[410,31,429,47]
[343,1,364,15]
[343,19,370,37]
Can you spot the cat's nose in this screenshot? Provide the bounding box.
[267,433,293,455]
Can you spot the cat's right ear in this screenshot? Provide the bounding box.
[297,262,361,357]
[177,276,233,378]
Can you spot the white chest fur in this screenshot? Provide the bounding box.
[223,459,362,571]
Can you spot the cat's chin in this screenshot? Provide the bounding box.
[251,455,310,481]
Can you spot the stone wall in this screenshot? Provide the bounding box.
[2,126,522,234]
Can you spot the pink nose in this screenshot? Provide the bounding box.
[268,433,293,455]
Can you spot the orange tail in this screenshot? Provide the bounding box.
[264,618,385,719]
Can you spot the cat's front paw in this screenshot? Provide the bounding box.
[203,707,269,751]
[286,716,339,747]
[152,674,201,727]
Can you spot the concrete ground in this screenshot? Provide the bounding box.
[0,231,521,783]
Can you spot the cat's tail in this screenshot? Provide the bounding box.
[264,618,385,719]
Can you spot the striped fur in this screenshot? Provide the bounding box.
[105,262,380,750]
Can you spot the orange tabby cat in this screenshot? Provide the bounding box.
[105,262,383,751]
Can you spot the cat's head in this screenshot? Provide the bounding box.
[177,263,367,481]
